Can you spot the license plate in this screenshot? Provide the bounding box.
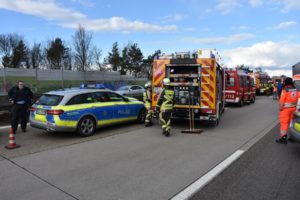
[36,109,46,115]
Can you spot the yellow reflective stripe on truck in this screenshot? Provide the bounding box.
[198,58,216,110]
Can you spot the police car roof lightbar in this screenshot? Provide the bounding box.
[80,83,106,89]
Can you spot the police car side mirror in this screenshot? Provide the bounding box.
[124,97,130,102]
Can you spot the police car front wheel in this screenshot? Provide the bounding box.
[77,116,96,137]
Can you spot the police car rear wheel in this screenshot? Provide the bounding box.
[77,116,95,137]
[137,108,146,123]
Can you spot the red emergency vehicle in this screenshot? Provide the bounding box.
[225,69,256,106]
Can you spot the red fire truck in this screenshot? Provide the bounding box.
[225,69,256,106]
[152,50,226,125]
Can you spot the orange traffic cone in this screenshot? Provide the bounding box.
[5,128,20,149]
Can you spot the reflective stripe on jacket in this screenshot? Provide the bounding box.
[143,90,152,109]
[280,87,298,108]
[157,89,174,111]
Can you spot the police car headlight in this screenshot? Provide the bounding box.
[194,109,199,113]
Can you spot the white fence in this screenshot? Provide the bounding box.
[0,68,146,93]
[0,68,145,81]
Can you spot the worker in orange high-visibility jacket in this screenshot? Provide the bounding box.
[276,77,299,144]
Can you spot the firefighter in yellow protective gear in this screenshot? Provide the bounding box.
[143,82,153,127]
[156,78,175,137]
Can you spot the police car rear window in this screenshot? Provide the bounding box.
[37,94,63,106]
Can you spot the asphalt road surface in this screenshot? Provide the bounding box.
[0,96,280,200]
[190,124,300,200]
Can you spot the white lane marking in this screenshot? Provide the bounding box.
[171,149,245,200]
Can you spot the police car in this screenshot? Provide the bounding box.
[290,112,300,142]
[30,84,146,137]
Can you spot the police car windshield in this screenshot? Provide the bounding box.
[37,94,63,106]
[117,86,130,91]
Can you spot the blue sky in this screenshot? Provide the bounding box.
[0,0,300,76]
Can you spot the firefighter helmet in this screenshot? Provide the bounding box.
[163,78,170,86]
[144,81,151,88]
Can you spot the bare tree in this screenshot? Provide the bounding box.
[30,43,42,69]
[0,33,23,67]
[92,46,103,71]
[73,25,93,71]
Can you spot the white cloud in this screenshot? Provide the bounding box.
[0,0,177,32]
[273,21,298,29]
[232,25,250,30]
[249,0,263,7]
[185,33,254,45]
[183,27,197,32]
[270,0,300,12]
[0,0,85,21]
[264,69,292,77]
[63,17,177,32]
[222,41,300,76]
[161,14,186,23]
[71,0,94,8]
[215,0,242,14]
[214,0,300,13]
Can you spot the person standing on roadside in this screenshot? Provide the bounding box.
[276,77,298,144]
[277,81,283,98]
[8,81,33,133]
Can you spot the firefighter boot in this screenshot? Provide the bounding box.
[145,122,153,127]
[164,131,170,137]
[276,135,287,144]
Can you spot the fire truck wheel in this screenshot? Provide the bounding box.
[238,99,244,107]
[211,118,219,126]
[250,96,255,103]
[221,103,225,113]
[211,104,220,126]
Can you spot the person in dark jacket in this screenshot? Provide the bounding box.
[8,81,33,133]
[277,81,283,98]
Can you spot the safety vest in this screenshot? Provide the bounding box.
[143,90,152,109]
[280,87,298,108]
[160,89,174,111]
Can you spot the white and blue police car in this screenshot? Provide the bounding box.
[30,84,146,137]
